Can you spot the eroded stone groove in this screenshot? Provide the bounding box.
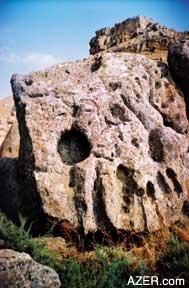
[116,165,134,213]
[140,198,148,231]
[116,164,145,216]
[69,167,87,235]
[166,168,183,195]
[157,171,172,194]
[93,168,116,232]
[146,181,155,199]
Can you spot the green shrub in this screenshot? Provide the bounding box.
[157,237,189,284]
[0,212,39,253]
[0,212,62,270]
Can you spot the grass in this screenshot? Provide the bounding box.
[0,212,189,288]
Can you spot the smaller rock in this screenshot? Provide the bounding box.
[0,249,61,288]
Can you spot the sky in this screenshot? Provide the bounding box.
[0,0,189,99]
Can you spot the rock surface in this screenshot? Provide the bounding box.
[0,249,61,288]
[11,52,189,234]
[0,122,19,158]
[0,97,15,146]
[168,40,189,118]
[0,97,19,158]
[90,16,189,62]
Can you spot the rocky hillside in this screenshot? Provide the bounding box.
[90,16,189,62]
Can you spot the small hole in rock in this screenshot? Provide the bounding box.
[131,138,139,148]
[58,128,91,165]
[25,76,33,86]
[109,82,122,91]
[155,81,161,89]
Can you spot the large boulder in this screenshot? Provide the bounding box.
[11,52,189,234]
[90,16,189,62]
[0,249,61,288]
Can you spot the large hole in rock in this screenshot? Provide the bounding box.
[58,128,91,165]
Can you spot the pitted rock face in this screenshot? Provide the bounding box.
[11,52,189,234]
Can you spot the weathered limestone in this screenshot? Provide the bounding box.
[0,249,61,288]
[0,122,19,158]
[11,52,189,234]
[0,97,15,147]
[0,96,19,158]
[90,16,189,62]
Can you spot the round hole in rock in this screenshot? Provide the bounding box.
[58,128,91,165]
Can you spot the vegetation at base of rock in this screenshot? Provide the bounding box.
[0,212,61,269]
[157,237,189,281]
[0,212,189,287]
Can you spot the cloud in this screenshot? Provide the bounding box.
[0,47,61,68]
[21,53,60,67]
